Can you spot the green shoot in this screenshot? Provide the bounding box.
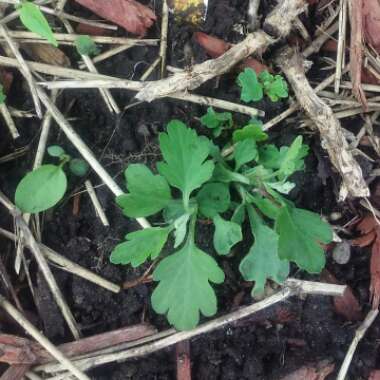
[18,2,57,47]
[74,35,100,56]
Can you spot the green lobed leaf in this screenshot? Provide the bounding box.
[232,121,268,143]
[196,182,231,218]
[277,136,308,179]
[231,202,246,225]
[47,145,65,158]
[200,107,232,130]
[266,181,295,194]
[258,72,288,102]
[237,68,263,102]
[152,239,225,330]
[18,2,57,46]
[239,205,289,295]
[117,164,171,218]
[246,193,279,220]
[234,139,258,170]
[74,35,99,56]
[212,163,250,185]
[213,214,242,255]
[157,120,214,207]
[69,158,89,177]
[275,206,333,273]
[110,227,171,267]
[15,164,67,213]
[173,213,190,248]
[258,138,309,179]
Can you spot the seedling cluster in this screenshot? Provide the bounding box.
[15,146,89,213]
[14,65,332,331]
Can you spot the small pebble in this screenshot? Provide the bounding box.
[329,211,342,221]
[332,240,351,264]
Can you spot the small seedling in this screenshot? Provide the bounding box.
[15,146,89,213]
[74,35,100,56]
[111,119,333,331]
[237,68,288,103]
[200,107,233,137]
[17,1,57,47]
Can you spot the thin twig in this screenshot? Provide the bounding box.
[0,227,121,293]
[159,0,169,78]
[334,0,347,93]
[337,309,379,380]
[141,57,161,81]
[0,25,42,117]
[0,191,81,339]
[78,45,133,69]
[0,294,90,380]
[84,180,109,227]
[277,48,369,200]
[60,18,120,114]
[0,102,19,139]
[1,31,158,45]
[37,80,264,117]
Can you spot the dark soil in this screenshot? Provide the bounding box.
[0,0,380,379]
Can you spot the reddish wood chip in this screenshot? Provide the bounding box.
[370,236,380,309]
[240,58,269,75]
[351,231,377,247]
[369,370,380,380]
[176,340,191,380]
[75,0,156,37]
[280,361,335,380]
[76,21,112,36]
[194,32,269,74]
[357,215,377,235]
[321,269,362,321]
[194,32,231,58]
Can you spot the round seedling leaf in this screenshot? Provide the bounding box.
[47,145,65,158]
[69,158,89,177]
[15,164,67,213]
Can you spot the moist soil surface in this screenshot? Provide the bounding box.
[0,0,379,379]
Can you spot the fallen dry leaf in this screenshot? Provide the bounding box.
[363,0,380,53]
[369,370,380,380]
[279,361,335,380]
[75,0,156,37]
[23,44,70,67]
[370,236,380,309]
[357,215,378,234]
[194,32,269,74]
[321,269,362,321]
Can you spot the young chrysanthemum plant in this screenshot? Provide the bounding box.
[110,120,333,331]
